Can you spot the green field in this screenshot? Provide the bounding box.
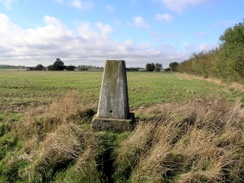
[1,71,244,113]
[0,71,244,183]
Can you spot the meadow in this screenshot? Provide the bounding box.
[1,70,244,112]
[0,70,244,182]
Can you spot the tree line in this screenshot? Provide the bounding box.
[28,58,76,71]
[145,62,180,72]
[145,63,162,71]
[29,59,164,72]
[176,20,244,83]
[29,59,180,72]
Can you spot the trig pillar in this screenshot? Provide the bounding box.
[92,60,134,131]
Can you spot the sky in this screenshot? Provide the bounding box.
[0,0,243,68]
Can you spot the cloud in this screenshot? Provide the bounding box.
[0,0,16,9]
[105,4,114,13]
[184,42,218,53]
[96,22,114,38]
[198,43,218,51]
[71,0,93,9]
[0,13,189,67]
[155,13,174,22]
[154,0,208,13]
[133,16,150,29]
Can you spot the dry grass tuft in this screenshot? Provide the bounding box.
[26,123,87,181]
[115,97,244,182]
[15,91,92,139]
[11,91,98,182]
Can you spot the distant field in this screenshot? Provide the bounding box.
[1,70,244,112]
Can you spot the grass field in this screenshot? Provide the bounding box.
[0,70,244,183]
[1,70,244,113]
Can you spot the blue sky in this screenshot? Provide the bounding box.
[0,0,243,67]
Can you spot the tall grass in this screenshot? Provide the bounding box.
[114,97,244,182]
[0,92,100,183]
[0,93,243,182]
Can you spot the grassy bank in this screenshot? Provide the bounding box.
[0,71,244,182]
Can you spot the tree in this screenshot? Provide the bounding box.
[219,21,244,50]
[126,67,139,71]
[219,20,244,76]
[35,64,45,71]
[52,58,65,71]
[219,20,244,60]
[155,63,162,72]
[164,67,171,72]
[146,63,155,71]
[169,62,179,72]
[78,65,88,71]
[66,65,76,71]
[47,65,54,70]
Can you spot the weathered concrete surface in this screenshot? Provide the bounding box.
[92,113,135,132]
[97,60,129,119]
[92,60,134,131]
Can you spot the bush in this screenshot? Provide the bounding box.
[177,20,244,83]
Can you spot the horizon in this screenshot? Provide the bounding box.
[0,0,243,68]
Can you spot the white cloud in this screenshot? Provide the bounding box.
[119,40,135,51]
[184,42,218,53]
[154,0,208,13]
[133,16,150,29]
[0,13,189,67]
[96,22,114,38]
[0,0,16,9]
[198,43,218,51]
[105,4,114,13]
[138,42,152,50]
[71,0,93,9]
[155,13,174,22]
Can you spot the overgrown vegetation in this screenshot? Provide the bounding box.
[0,92,99,183]
[177,20,244,83]
[1,71,244,182]
[0,91,243,182]
[116,97,244,182]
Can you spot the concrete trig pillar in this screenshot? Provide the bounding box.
[92,60,134,131]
